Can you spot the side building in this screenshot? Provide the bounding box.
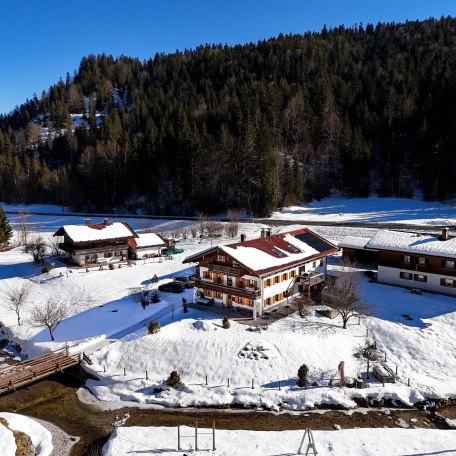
[339,228,456,296]
[183,228,338,316]
[53,218,137,266]
[128,233,167,260]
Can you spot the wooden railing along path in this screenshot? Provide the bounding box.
[0,347,81,395]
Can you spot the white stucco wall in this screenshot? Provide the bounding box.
[378,265,456,296]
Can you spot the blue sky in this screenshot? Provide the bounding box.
[0,0,455,114]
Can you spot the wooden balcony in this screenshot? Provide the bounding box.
[59,243,129,255]
[195,279,260,299]
[207,263,243,277]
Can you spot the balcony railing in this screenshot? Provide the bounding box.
[59,243,129,255]
[195,279,260,299]
[207,263,242,277]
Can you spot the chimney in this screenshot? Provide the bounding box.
[441,227,450,241]
[265,227,271,237]
[240,233,246,243]
[85,218,91,225]
[260,228,265,238]
[104,218,109,225]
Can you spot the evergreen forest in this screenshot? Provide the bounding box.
[1,17,456,216]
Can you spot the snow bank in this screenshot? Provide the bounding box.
[0,413,52,456]
[103,426,456,455]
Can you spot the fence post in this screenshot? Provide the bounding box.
[227,378,230,387]
[384,352,387,362]
[103,365,106,373]
[366,328,369,337]
[195,421,198,451]
[212,420,216,451]
[251,378,254,389]
[123,367,126,376]
[178,425,181,450]
[279,380,281,391]
[395,365,398,375]
[146,370,148,380]
[408,378,410,387]
[205,375,208,386]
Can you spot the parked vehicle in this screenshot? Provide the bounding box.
[173,276,195,288]
[163,247,184,255]
[158,282,185,293]
[195,296,213,305]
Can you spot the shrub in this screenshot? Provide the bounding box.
[150,290,160,303]
[147,320,160,334]
[222,315,230,329]
[297,364,309,388]
[167,370,181,389]
[41,266,51,274]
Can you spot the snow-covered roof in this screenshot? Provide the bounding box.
[130,233,166,249]
[366,230,456,258]
[338,236,373,250]
[54,222,136,242]
[184,228,338,276]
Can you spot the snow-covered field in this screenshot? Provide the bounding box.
[0,413,52,456]
[0,208,455,414]
[86,274,456,410]
[271,196,456,226]
[103,426,456,456]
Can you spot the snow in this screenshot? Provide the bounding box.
[134,232,166,247]
[57,222,134,242]
[337,236,372,249]
[220,232,321,273]
[103,426,456,455]
[271,195,456,226]
[0,413,52,456]
[367,229,456,258]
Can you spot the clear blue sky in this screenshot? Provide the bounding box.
[0,0,455,114]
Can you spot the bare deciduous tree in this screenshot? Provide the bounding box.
[205,219,223,238]
[29,298,69,341]
[24,234,47,264]
[18,211,30,246]
[3,282,32,326]
[226,208,241,238]
[46,234,61,256]
[194,211,207,237]
[321,260,370,329]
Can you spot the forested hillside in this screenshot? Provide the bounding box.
[1,17,456,215]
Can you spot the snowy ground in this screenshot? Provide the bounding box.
[0,412,53,456]
[86,271,456,410]
[271,196,456,226]
[103,426,456,456]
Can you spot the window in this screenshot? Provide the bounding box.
[216,274,222,284]
[232,260,240,268]
[104,252,112,258]
[441,278,454,287]
[271,247,285,256]
[312,261,317,268]
[282,273,288,281]
[414,274,427,282]
[217,254,226,263]
[442,260,455,269]
[400,272,413,280]
[203,271,209,279]
[247,279,256,288]
[290,270,296,278]
[274,294,279,302]
[319,259,324,266]
[216,292,223,299]
[265,298,271,306]
[274,276,279,284]
[227,276,233,286]
[114,250,123,257]
[265,279,271,287]
[287,244,300,253]
[417,257,427,265]
[402,255,411,263]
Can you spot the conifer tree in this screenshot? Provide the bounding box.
[0,208,13,246]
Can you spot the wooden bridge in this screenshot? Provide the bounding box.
[0,347,83,395]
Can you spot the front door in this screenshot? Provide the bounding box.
[226,294,232,307]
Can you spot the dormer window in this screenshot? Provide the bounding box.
[271,247,285,257]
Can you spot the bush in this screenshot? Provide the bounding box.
[222,315,230,329]
[167,370,181,389]
[297,364,309,388]
[150,290,160,303]
[41,266,51,274]
[147,320,160,334]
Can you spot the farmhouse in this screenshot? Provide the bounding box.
[53,218,137,267]
[340,228,456,296]
[128,232,167,259]
[183,228,338,316]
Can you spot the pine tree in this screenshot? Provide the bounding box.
[0,208,13,246]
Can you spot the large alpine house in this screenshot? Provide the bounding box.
[183,228,338,316]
